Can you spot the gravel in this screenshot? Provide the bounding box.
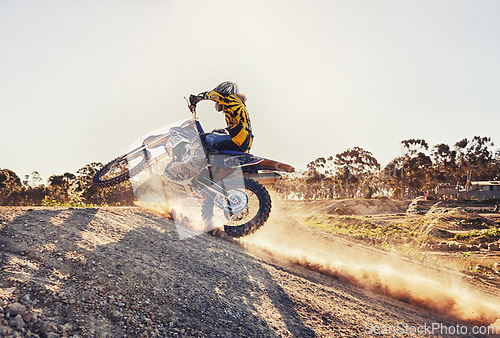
[0,206,496,337]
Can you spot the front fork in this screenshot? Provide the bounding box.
[194,174,239,205]
[160,163,237,206]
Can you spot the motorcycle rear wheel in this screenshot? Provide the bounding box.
[93,147,150,188]
[202,178,272,238]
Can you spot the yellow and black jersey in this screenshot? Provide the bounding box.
[203,90,253,152]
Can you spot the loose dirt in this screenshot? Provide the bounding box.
[0,204,499,337]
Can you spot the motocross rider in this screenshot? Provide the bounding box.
[190,81,253,153]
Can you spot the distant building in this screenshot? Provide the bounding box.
[465,181,500,200]
[436,181,500,200]
[436,183,459,199]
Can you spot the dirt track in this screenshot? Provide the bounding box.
[0,205,499,337]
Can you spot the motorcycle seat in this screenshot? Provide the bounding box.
[219,150,251,156]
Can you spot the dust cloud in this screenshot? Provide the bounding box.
[240,200,500,328]
[135,199,219,239]
[135,200,173,220]
[135,195,499,328]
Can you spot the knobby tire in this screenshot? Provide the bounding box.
[202,178,272,238]
[93,151,149,188]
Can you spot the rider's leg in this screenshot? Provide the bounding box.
[217,138,246,152]
[205,133,232,151]
[204,133,246,152]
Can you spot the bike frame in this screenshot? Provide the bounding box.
[133,101,294,203]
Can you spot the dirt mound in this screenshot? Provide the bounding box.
[320,198,406,216]
[1,206,499,337]
[406,196,436,215]
[417,202,495,235]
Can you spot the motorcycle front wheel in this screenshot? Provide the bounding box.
[93,146,150,188]
[201,178,272,238]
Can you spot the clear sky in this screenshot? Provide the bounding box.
[1,0,499,183]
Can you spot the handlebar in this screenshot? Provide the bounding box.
[185,95,201,119]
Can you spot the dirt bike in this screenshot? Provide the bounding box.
[93,96,294,238]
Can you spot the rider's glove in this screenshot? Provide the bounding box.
[189,94,202,106]
[212,128,229,135]
[189,92,207,105]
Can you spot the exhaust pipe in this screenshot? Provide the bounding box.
[244,172,282,184]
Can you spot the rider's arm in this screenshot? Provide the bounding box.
[195,91,250,141]
[198,91,232,105]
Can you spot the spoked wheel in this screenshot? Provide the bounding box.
[202,178,272,238]
[93,146,151,188]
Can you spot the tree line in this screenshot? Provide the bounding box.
[276,136,500,200]
[0,163,134,206]
[1,135,499,206]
